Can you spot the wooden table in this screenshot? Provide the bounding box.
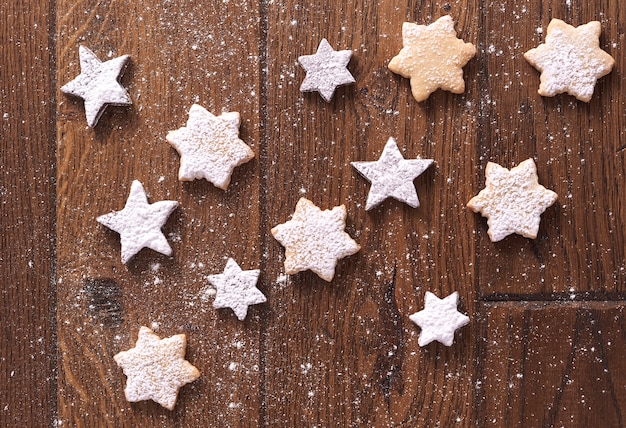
[3,0,625,426]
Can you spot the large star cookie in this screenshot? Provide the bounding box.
[409,291,469,347]
[114,326,200,410]
[209,258,266,321]
[388,15,476,102]
[61,45,131,127]
[271,198,360,282]
[351,137,433,210]
[524,19,615,102]
[166,104,255,189]
[298,38,356,102]
[467,158,558,242]
[97,180,178,264]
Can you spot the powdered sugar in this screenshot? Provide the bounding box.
[271,198,360,282]
[298,38,355,102]
[114,326,200,410]
[351,137,434,210]
[524,19,615,102]
[388,15,476,101]
[467,159,558,242]
[61,45,131,127]
[166,104,255,189]
[208,258,265,321]
[409,292,469,347]
[97,180,179,264]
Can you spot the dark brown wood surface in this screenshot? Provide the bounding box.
[2,0,626,426]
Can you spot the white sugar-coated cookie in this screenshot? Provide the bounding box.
[524,19,614,102]
[271,198,360,282]
[298,38,355,102]
[351,137,433,210]
[97,180,178,264]
[166,104,254,189]
[114,326,200,410]
[467,159,557,242]
[61,45,131,127]
[409,291,469,347]
[388,15,476,102]
[209,258,266,321]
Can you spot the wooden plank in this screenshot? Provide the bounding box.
[262,1,480,425]
[479,302,626,426]
[477,0,625,296]
[56,0,261,424]
[0,0,57,425]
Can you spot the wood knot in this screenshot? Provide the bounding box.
[84,278,123,328]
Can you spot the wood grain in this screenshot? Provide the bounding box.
[478,0,626,297]
[56,0,262,425]
[479,302,626,427]
[2,0,626,426]
[0,0,57,425]
[262,0,479,425]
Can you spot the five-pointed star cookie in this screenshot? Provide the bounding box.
[166,104,255,189]
[114,326,200,410]
[524,19,615,102]
[467,158,558,242]
[209,258,266,321]
[97,180,178,264]
[351,137,434,210]
[298,38,356,102]
[271,198,360,282]
[61,45,131,127]
[388,15,476,102]
[409,291,469,347]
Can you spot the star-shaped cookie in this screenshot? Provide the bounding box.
[209,258,266,321]
[298,38,356,102]
[409,291,469,347]
[97,180,178,264]
[467,158,558,242]
[271,198,360,282]
[524,19,615,102]
[388,15,476,102]
[166,104,255,189]
[351,137,433,210]
[61,45,131,127]
[114,326,200,410]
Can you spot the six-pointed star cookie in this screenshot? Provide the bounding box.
[97,180,178,264]
[166,104,255,189]
[209,258,266,321]
[524,19,615,102]
[409,291,469,347]
[388,15,476,102]
[114,326,200,410]
[271,198,360,282]
[298,38,356,102]
[467,158,558,242]
[351,137,434,210]
[61,45,131,127]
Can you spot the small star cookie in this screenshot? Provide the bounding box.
[61,45,131,127]
[524,19,615,102]
[166,104,255,189]
[271,198,360,282]
[467,158,558,242]
[209,258,266,321]
[409,291,469,346]
[388,15,476,102]
[351,137,434,210]
[114,326,200,410]
[298,38,356,102]
[97,180,178,263]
